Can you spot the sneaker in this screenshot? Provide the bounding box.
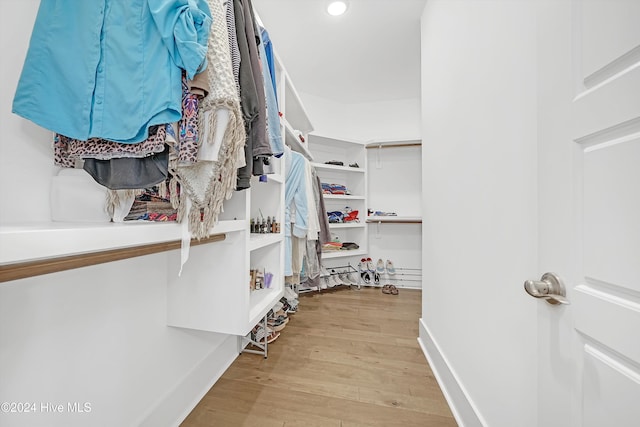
[386,259,396,275]
[329,273,343,287]
[366,257,375,272]
[376,259,385,274]
[320,277,329,290]
[341,272,358,286]
[284,286,298,301]
[373,271,380,286]
[346,272,360,285]
[360,270,371,284]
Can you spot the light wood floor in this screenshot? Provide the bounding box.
[181,287,456,426]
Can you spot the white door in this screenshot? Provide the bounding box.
[536,0,640,426]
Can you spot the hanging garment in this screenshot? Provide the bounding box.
[169,0,246,238]
[83,145,170,190]
[233,0,259,189]
[225,0,242,94]
[235,0,272,189]
[284,146,308,276]
[260,27,278,104]
[54,126,167,168]
[257,26,284,157]
[13,0,211,143]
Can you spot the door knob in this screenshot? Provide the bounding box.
[524,272,569,305]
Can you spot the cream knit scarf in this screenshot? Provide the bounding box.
[170,0,246,239]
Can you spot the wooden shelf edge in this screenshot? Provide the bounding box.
[365,142,422,149]
[0,233,226,283]
[366,217,422,224]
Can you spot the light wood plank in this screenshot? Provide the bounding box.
[181,288,456,426]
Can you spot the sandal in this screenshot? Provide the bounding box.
[382,284,392,294]
[388,285,399,295]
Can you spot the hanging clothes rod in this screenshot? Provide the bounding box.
[0,233,226,283]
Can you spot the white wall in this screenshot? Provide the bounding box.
[420,1,538,426]
[301,92,421,141]
[0,2,236,425]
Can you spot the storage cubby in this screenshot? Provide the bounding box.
[167,231,248,335]
[249,241,283,321]
[307,134,368,263]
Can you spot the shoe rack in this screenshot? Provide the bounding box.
[308,134,368,264]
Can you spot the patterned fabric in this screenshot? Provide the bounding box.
[168,0,246,239]
[54,126,167,168]
[178,75,200,164]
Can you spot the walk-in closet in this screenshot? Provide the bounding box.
[3,0,639,426]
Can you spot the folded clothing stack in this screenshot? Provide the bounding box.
[321,182,349,195]
[322,241,343,251]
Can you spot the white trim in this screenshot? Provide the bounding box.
[417,319,487,427]
[136,335,238,427]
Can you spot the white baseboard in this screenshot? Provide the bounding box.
[417,319,486,427]
[137,335,239,427]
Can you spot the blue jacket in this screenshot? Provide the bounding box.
[12,0,212,144]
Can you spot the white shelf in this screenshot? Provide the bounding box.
[284,119,314,161]
[249,287,284,325]
[249,233,283,251]
[322,195,365,200]
[329,223,365,229]
[260,173,284,184]
[0,219,246,265]
[308,133,364,148]
[322,249,367,259]
[311,162,365,173]
[366,216,422,223]
[281,59,314,135]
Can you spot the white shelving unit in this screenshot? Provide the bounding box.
[308,134,367,264]
[366,139,423,289]
[166,171,285,336]
[167,31,316,337]
[275,52,314,161]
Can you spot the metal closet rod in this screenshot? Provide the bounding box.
[0,233,226,283]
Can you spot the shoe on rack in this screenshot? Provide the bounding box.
[373,271,380,286]
[360,270,371,284]
[329,271,344,287]
[366,257,375,272]
[346,272,360,285]
[252,325,280,344]
[376,259,385,274]
[284,286,298,301]
[338,273,355,286]
[386,259,396,275]
[299,284,318,292]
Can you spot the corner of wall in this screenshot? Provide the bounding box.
[136,335,239,427]
[418,319,487,427]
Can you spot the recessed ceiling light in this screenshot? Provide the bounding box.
[327,1,348,16]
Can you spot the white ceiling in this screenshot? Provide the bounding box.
[252,0,427,105]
